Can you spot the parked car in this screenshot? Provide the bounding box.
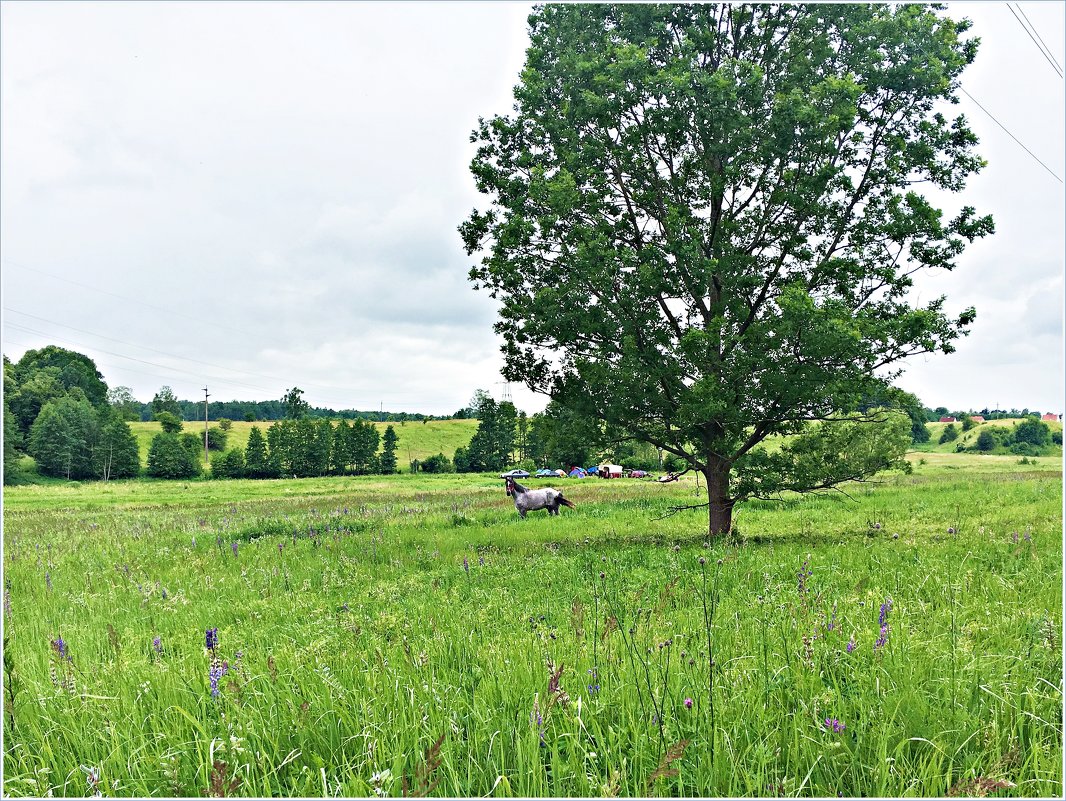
[500,469,531,478]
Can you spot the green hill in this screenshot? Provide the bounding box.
[128,419,479,471]
[919,417,1062,456]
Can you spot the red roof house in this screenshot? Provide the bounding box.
[939,416,956,423]
[1041,413,1059,421]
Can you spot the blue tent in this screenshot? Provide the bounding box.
[568,467,587,478]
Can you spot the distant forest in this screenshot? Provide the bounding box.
[158,399,449,424]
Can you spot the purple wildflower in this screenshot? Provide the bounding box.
[1011,531,1019,544]
[153,636,163,655]
[278,542,284,555]
[797,556,812,596]
[947,526,956,535]
[208,663,228,698]
[878,598,893,628]
[231,542,238,558]
[846,636,856,653]
[684,697,694,710]
[874,625,889,651]
[45,571,52,591]
[205,627,218,651]
[51,635,70,660]
[478,555,485,566]
[3,590,10,619]
[462,556,469,574]
[824,717,845,733]
[827,604,837,632]
[1023,530,1032,543]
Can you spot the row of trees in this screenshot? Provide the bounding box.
[207,419,399,480]
[924,406,1059,422]
[104,384,449,424]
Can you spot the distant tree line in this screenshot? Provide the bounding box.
[2,347,404,483]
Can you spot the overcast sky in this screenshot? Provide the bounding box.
[2,1,1063,416]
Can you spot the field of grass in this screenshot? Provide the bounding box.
[126,419,479,471]
[2,455,1061,797]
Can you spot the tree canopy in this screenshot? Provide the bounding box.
[462,3,992,533]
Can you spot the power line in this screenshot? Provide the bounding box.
[1007,2,1064,78]
[1,307,441,408]
[3,321,279,394]
[958,86,1064,184]
[2,259,259,339]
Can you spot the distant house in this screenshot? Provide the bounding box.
[599,464,624,479]
[970,415,985,423]
[1041,413,1059,421]
[939,416,956,423]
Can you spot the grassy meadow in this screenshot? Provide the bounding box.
[1,455,1062,797]
[125,419,480,471]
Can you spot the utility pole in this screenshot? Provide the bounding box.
[203,387,210,467]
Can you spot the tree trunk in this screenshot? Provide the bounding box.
[704,460,734,535]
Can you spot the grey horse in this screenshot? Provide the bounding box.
[505,477,576,518]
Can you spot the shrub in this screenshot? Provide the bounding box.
[960,415,975,431]
[180,433,203,460]
[1053,431,1063,446]
[421,453,454,473]
[938,423,958,444]
[206,427,227,451]
[1009,442,1036,456]
[217,418,233,432]
[154,411,183,434]
[975,429,998,452]
[1014,419,1051,447]
[211,448,246,479]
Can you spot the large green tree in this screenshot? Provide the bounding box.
[462,3,991,533]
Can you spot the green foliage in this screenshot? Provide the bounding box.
[14,346,108,408]
[380,425,398,474]
[1013,418,1051,447]
[1054,431,1063,446]
[459,397,517,472]
[154,412,183,434]
[217,418,233,432]
[282,387,310,420]
[733,411,912,499]
[939,423,958,444]
[528,400,602,468]
[975,429,1000,452]
[244,426,274,478]
[146,433,201,478]
[28,393,97,479]
[106,386,142,422]
[151,386,182,419]
[93,413,141,480]
[960,415,976,432]
[420,452,454,473]
[462,3,991,533]
[206,427,228,451]
[3,396,22,483]
[211,448,247,479]
[179,433,204,462]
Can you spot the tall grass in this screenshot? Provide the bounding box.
[2,463,1061,797]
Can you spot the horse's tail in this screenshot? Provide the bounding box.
[559,496,576,509]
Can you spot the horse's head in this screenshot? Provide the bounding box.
[504,477,515,497]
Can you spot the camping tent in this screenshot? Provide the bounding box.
[568,467,586,478]
[600,464,623,478]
